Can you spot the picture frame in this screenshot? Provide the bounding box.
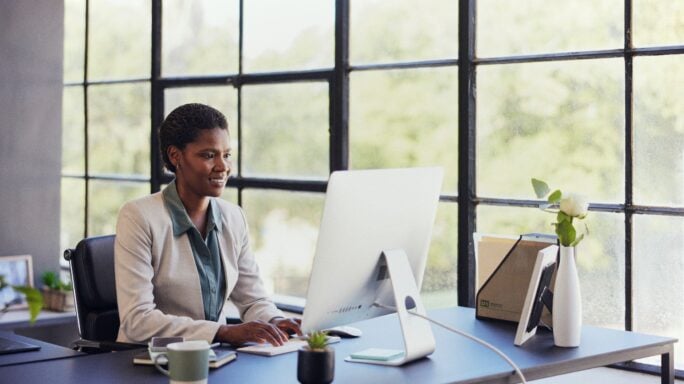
[0,255,34,309]
[514,245,557,346]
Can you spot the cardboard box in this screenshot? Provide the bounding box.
[475,234,557,325]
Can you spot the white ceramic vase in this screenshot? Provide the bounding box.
[552,245,582,347]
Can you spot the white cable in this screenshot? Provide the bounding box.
[373,302,527,384]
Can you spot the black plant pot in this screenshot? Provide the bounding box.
[297,347,335,384]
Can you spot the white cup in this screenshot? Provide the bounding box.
[154,340,210,384]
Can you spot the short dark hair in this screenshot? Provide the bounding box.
[159,103,228,173]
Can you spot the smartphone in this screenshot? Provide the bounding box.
[149,336,184,352]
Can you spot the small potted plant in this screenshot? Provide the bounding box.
[40,271,74,312]
[297,331,334,384]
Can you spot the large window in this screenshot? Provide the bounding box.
[62,0,684,375]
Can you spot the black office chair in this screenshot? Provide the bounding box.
[63,234,142,353]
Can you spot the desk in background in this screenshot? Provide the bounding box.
[0,307,676,383]
[0,308,79,348]
[0,331,83,367]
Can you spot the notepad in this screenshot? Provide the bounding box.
[133,348,237,369]
[349,348,405,361]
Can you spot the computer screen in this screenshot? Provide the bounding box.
[300,167,443,336]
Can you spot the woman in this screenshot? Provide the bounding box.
[115,103,300,346]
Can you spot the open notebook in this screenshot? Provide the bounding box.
[133,347,237,369]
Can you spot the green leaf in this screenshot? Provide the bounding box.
[570,233,585,247]
[555,220,576,247]
[12,286,43,324]
[531,178,550,198]
[547,189,562,204]
[306,331,329,350]
[557,211,570,223]
[41,271,60,290]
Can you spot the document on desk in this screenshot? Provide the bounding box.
[237,336,341,356]
[133,348,237,369]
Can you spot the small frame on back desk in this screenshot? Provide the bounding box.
[0,255,34,309]
[514,245,557,346]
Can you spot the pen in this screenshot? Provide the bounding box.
[210,342,221,348]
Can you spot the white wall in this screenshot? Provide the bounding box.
[0,0,64,284]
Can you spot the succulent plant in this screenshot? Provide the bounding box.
[305,330,329,351]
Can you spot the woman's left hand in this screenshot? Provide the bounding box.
[270,317,302,337]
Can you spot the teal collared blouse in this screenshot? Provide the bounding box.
[162,181,226,321]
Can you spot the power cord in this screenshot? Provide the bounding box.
[373,302,527,384]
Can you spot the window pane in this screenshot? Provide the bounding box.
[63,0,85,83]
[422,202,458,309]
[60,178,85,252]
[634,56,684,207]
[88,83,151,176]
[62,86,84,174]
[88,0,150,80]
[88,180,149,236]
[242,190,324,298]
[477,60,624,202]
[162,0,239,76]
[478,206,625,329]
[164,87,239,176]
[243,0,333,73]
[350,68,459,194]
[633,1,684,47]
[350,0,458,64]
[221,187,238,204]
[478,0,622,57]
[634,215,684,370]
[242,83,329,178]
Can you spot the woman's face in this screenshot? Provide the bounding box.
[171,127,231,199]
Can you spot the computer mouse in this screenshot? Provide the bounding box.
[323,326,363,338]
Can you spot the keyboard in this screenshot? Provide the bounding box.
[237,335,341,357]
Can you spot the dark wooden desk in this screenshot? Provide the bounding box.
[0,331,83,367]
[0,307,676,383]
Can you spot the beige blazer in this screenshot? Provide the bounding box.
[115,192,283,344]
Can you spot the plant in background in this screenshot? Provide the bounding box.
[0,274,43,324]
[304,330,329,351]
[40,271,73,312]
[41,271,72,291]
[531,178,590,247]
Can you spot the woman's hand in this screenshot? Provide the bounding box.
[270,317,302,337]
[215,320,289,346]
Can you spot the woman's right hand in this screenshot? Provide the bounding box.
[215,320,289,346]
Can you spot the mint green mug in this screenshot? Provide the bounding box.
[154,340,210,384]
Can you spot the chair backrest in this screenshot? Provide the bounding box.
[63,234,120,343]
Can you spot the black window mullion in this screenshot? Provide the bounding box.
[624,0,634,333]
[236,84,243,206]
[83,0,90,238]
[457,0,477,307]
[151,0,163,194]
[330,0,350,173]
[236,0,244,206]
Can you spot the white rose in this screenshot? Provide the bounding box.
[559,193,589,218]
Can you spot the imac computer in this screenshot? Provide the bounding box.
[300,167,443,366]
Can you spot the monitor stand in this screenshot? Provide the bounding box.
[345,249,436,366]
